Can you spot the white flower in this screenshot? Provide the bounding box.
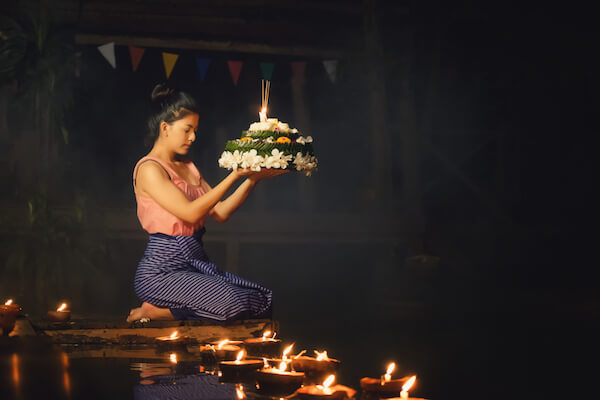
[265,149,292,169]
[305,136,313,143]
[293,152,318,176]
[265,136,275,143]
[290,128,298,134]
[296,136,306,145]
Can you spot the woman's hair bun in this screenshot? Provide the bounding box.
[151,83,175,102]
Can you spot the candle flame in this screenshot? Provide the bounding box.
[260,107,267,114]
[314,350,329,361]
[262,330,271,339]
[262,358,269,368]
[236,350,245,362]
[236,384,245,399]
[217,339,229,349]
[169,331,179,340]
[402,375,416,392]
[169,353,177,364]
[277,361,287,372]
[386,362,396,376]
[322,374,335,388]
[272,332,277,339]
[57,303,67,312]
[5,299,13,305]
[282,344,294,359]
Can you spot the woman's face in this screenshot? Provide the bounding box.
[161,113,199,155]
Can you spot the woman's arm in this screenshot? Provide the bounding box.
[209,169,289,223]
[136,161,252,223]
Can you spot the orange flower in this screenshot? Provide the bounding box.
[240,137,253,142]
[275,137,291,143]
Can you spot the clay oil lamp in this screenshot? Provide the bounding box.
[292,350,341,382]
[47,302,71,323]
[255,359,305,396]
[360,362,412,397]
[156,330,189,349]
[297,374,357,400]
[387,376,427,400]
[219,350,263,382]
[200,339,243,362]
[0,299,22,336]
[243,330,282,357]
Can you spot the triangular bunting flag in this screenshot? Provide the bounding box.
[291,61,307,82]
[195,58,211,81]
[227,61,243,86]
[260,62,275,81]
[97,42,116,69]
[323,60,338,83]
[162,52,179,79]
[129,46,145,72]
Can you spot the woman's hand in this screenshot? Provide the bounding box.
[247,168,290,183]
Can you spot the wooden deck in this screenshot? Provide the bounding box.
[15,318,276,345]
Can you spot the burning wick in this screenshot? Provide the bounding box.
[400,375,416,399]
[282,344,294,361]
[57,303,68,312]
[169,353,177,364]
[315,350,329,361]
[262,330,271,339]
[5,299,13,306]
[235,350,245,362]
[263,358,270,368]
[317,374,336,395]
[259,107,267,122]
[217,339,229,350]
[168,331,179,340]
[382,362,396,384]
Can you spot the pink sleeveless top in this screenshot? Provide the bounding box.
[133,156,210,236]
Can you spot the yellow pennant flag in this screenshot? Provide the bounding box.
[162,52,179,79]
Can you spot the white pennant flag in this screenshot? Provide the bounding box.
[98,42,116,69]
[323,60,338,83]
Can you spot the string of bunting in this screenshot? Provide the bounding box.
[93,42,338,84]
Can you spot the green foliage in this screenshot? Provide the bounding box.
[0,190,108,315]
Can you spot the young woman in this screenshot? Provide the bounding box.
[126,84,286,323]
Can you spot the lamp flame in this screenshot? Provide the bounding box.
[169,331,179,340]
[169,353,177,364]
[262,330,271,339]
[5,299,13,306]
[262,358,269,368]
[57,303,67,312]
[402,375,416,392]
[236,350,245,362]
[282,344,294,360]
[322,374,335,388]
[261,107,267,114]
[385,362,396,376]
[314,350,329,361]
[217,339,229,349]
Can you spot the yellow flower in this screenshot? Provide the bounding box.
[275,137,291,143]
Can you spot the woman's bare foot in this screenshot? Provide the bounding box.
[126,302,175,323]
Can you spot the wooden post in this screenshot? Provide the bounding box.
[363,0,391,206]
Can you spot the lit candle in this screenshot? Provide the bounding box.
[157,330,180,342]
[383,362,396,384]
[259,107,267,122]
[291,349,341,377]
[47,303,71,323]
[1,299,21,336]
[296,374,357,400]
[400,375,416,400]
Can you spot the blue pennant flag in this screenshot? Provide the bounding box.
[195,58,211,81]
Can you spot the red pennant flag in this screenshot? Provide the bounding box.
[227,61,243,86]
[291,61,307,82]
[129,46,146,72]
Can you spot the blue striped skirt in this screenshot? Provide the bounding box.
[134,228,272,321]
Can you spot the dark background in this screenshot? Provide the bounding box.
[0,1,597,399]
